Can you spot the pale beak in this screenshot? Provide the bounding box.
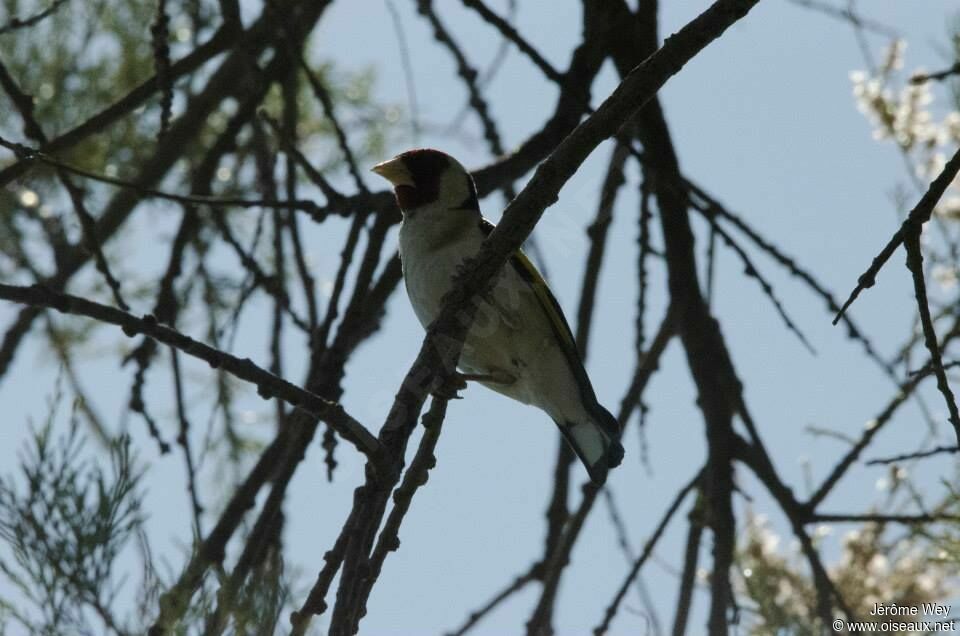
[371,157,415,187]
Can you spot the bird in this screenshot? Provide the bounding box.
[372,148,624,484]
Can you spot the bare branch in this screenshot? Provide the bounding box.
[911,62,960,84]
[593,471,702,636]
[811,512,960,524]
[444,563,541,636]
[785,0,897,36]
[0,135,329,218]
[0,0,69,35]
[866,445,960,465]
[834,145,960,324]
[460,0,563,83]
[903,232,960,443]
[0,283,382,462]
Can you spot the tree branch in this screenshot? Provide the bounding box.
[0,283,382,462]
[834,145,960,324]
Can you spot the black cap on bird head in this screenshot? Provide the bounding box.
[371,148,479,213]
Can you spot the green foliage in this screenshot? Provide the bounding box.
[0,384,145,635]
[227,550,291,636]
[0,0,161,165]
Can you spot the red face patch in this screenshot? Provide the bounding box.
[392,149,448,210]
[388,149,479,213]
[395,184,420,210]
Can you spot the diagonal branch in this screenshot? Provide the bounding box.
[903,232,960,443]
[0,283,382,463]
[416,0,509,160]
[0,25,238,188]
[0,59,130,311]
[706,217,816,353]
[593,471,702,636]
[686,182,893,377]
[460,0,563,83]
[0,0,69,35]
[0,135,328,218]
[304,2,763,631]
[422,0,763,397]
[834,145,960,324]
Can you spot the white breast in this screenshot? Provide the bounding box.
[397,202,486,326]
[398,207,591,427]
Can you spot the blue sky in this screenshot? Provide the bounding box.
[2,0,960,634]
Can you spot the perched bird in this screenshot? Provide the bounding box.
[372,148,624,484]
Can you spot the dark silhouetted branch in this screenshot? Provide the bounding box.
[671,497,704,636]
[0,283,381,461]
[707,217,816,354]
[687,184,893,376]
[911,62,960,84]
[444,563,541,636]
[903,232,960,443]
[460,0,563,83]
[811,512,960,524]
[866,445,960,465]
[834,145,960,324]
[150,0,173,139]
[0,135,328,219]
[0,0,69,34]
[593,471,702,636]
[416,0,508,160]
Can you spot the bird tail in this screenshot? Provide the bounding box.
[556,403,624,485]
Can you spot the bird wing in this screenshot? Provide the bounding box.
[477,218,598,407]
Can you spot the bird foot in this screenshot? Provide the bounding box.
[432,373,468,400]
[459,370,517,386]
[431,371,517,400]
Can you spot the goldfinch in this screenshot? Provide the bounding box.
[372,148,624,484]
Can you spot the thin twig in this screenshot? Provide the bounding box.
[707,216,816,354]
[297,63,367,193]
[671,497,704,636]
[0,59,130,311]
[911,62,960,84]
[358,397,448,619]
[444,563,541,636]
[416,0,510,166]
[0,135,329,218]
[866,445,960,465]
[903,232,960,443]
[170,349,204,538]
[785,0,897,36]
[0,24,238,189]
[601,489,663,634]
[811,512,960,524]
[150,0,173,139]
[687,181,893,378]
[385,0,421,140]
[0,283,382,462]
[460,0,563,83]
[833,145,960,324]
[593,471,702,636]
[0,0,70,35]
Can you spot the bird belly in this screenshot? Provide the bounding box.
[459,326,549,407]
[400,236,475,330]
[399,223,588,422]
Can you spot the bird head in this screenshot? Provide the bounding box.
[372,148,479,216]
